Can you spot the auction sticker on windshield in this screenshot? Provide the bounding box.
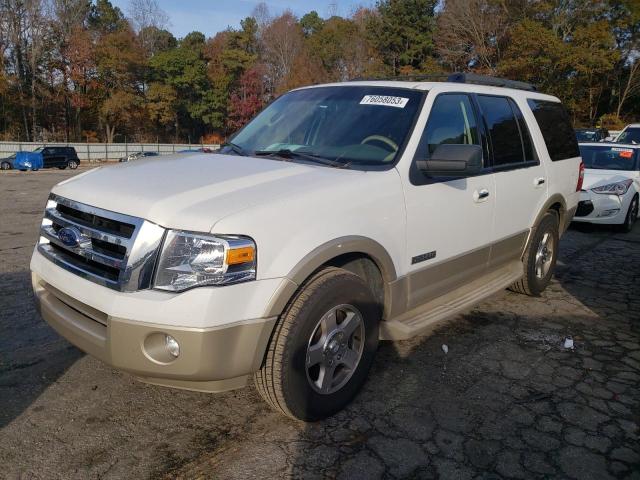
[360,95,409,108]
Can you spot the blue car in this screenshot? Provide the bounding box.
[13,151,44,170]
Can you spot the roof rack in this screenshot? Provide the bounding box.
[349,72,537,92]
[447,73,537,92]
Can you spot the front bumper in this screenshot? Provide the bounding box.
[572,190,626,225]
[30,248,287,392]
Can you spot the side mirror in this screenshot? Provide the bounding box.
[416,144,483,177]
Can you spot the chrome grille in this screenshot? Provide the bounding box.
[38,194,165,291]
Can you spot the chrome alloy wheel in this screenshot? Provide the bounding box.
[306,304,365,395]
[534,232,555,279]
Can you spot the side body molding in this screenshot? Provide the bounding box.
[263,236,398,318]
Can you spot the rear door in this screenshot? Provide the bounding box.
[42,148,64,168]
[475,95,548,268]
[526,99,581,218]
[402,92,496,309]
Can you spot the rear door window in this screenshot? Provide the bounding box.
[527,99,580,161]
[477,95,525,167]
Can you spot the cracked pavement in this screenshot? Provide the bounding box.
[0,169,638,479]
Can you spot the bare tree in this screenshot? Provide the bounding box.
[436,0,509,73]
[252,1,271,32]
[617,59,640,118]
[127,0,168,32]
[260,11,304,94]
[127,0,168,53]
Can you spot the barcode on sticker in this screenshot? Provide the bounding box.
[360,95,409,108]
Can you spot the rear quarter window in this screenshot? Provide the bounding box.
[527,99,579,161]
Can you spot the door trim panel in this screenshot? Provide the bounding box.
[387,230,528,318]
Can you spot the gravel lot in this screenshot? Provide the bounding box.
[0,168,639,479]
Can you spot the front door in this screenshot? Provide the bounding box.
[403,92,496,310]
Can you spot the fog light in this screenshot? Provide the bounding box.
[165,335,180,358]
[598,208,619,217]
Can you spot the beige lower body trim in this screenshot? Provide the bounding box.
[136,375,250,393]
[563,206,577,235]
[387,230,528,319]
[32,273,276,391]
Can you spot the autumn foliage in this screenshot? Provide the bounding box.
[0,0,638,144]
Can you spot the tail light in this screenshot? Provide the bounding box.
[576,161,585,191]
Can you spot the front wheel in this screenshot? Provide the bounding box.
[254,267,380,421]
[0,161,10,170]
[618,195,638,233]
[68,160,78,170]
[510,211,559,296]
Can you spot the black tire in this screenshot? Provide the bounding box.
[0,161,10,170]
[58,165,67,170]
[254,267,380,421]
[618,195,638,233]
[68,160,78,170]
[510,211,559,296]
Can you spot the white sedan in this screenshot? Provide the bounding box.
[574,143,639,232]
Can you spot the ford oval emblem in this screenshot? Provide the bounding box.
[58,227,82,248]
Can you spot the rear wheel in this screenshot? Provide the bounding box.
[510,211,559,296]
[618,195,638,233]
[254,267,380,421]
[68,160,78,170]
[0,161,10,170]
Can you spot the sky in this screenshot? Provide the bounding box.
[111,0,373,38]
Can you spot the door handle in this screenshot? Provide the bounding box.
[474,189,490,202]
[534,177,546,187]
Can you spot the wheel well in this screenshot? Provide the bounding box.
[548,202,563,221]
[323,253,385,310]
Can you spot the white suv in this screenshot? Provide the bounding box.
[30,75,582,421]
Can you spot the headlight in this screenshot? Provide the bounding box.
[153,230,256,292]
[591,179,633,196]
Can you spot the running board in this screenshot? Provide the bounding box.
[380,261,523,341]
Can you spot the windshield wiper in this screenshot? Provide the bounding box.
[253,149,350,168]
[221,142,248,156]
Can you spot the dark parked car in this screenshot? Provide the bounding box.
[575,127,609,143]
[5,147,80,171]
[1,153,16,170]
[119,151,160,162]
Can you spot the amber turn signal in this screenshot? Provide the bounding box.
[226,246,255,265]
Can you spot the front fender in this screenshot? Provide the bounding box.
[262,235,398,318]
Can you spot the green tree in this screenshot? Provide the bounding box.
[89,0,128,34]
[300,11,324,36]
[369,0,438,75]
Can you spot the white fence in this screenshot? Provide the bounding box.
[0,142,220,162]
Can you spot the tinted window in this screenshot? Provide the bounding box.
[477,95,523,166]
[527,99,580,161]
[416,93,480,159]
[509,98,536,162]
[616,127,640,144]
[578,145,638,171]
[575,129,601,142]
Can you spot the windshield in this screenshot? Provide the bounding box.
[226,86,424,167]
[32,147,44,152]
[579,145,638,171]
[575,130,601,142]
[616,127,640,144]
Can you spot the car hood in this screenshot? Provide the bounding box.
[583,169,638,189]
[52,153,365,232]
